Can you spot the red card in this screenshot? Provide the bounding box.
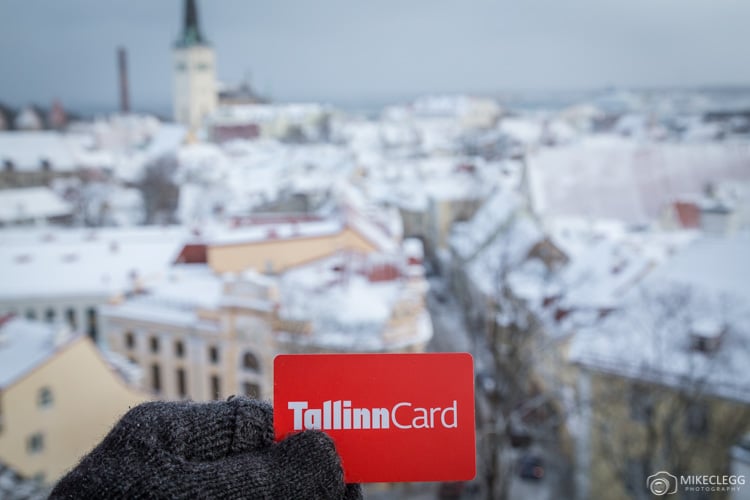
[273,353,476,483]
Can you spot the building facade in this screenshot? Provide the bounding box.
[0,317,147,485]
[173,0,217,130]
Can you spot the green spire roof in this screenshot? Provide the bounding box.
[175,0,208,47]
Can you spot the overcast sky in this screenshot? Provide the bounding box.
[1,0,749,113]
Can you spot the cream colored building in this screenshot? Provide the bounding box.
[206,218,391,275]
[173,0,217,130]
[0,317,147,485]
[103,221,430,404]
[103,267,274,402]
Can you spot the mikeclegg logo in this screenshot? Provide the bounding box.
[288,400,459,430]
[647,470,746,496]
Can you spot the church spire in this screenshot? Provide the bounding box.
[176,0,206,47]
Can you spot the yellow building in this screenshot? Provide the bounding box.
[0,316,148,485]
[205,218,388,274]
[570,235,750,500]
[576,369,750,500]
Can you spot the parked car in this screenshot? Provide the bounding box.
[517,454,545,480]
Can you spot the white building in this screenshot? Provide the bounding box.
[173,0,217,130]
[0,226,185,344]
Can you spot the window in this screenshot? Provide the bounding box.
[243,382,260,398]
[629,385,653,423]
[40,158,52,172]
[624,459,648,496]
[175,340,185,358]
[38,387,53,409]
[151,364,161,393]
[210,375,221,400]
[209,346,220,364]
[242,352,260,372]
[44,308,56,323]
[150,336,160,353]
[686,402,709,436]
[26,309,36,320]
[86,307,97,342]
[27,433,44,454]
[65,308,77,330]
[176,368,187,398]
[3,159,14,172]
[125,331,135,349]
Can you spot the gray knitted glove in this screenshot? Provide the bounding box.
[50,397,362,499]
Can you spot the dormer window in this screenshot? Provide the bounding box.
[689,319,726,354]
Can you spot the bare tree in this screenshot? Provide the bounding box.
[578,285,750,499]
[139,154,180,225]
[469,224,573,500]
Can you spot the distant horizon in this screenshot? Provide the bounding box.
[4,83,750,120]
[3,1,750,119]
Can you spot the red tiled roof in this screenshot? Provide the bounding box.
[674,201,701,229]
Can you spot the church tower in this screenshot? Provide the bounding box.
[173,0,217,130]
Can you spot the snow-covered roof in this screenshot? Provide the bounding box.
[109,122,186,183]
[0,226,185,300]
[556,237,654,310]
[569,234,750,403]
[0,316,80,388]
[210,103,327,125]
[404,95,501,121]
[450,189,522,260]
[277,251,431,350]
[208,219,344,246]
[0,187,72,223]
[499,118,543,144]
[175,139,354,219]
[0,131,79,171]
[466,213,544,297]
[528,135,750,225]
[102,266,224,332]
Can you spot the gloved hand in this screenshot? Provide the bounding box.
[50,397,362,499]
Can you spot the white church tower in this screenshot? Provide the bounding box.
[173,0,217,130]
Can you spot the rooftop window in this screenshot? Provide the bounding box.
[689,319,726,354]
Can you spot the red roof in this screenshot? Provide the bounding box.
[174,243,207,264]
[674,201,701,229]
